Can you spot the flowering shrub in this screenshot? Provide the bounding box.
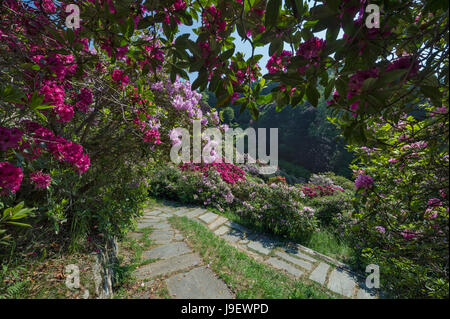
[299,184,344,198]
[0,1,218,247]
[179,161,245,184]
[348,110,449,298]
[267,176,287,185]
[149,164,318,242]
[309,174,335,187]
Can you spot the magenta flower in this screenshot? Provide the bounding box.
[401,229,417,240]
[0,162,23,195]
[0,127,23,151]
[427,198,442,207]
[355,174,374,190]
[30,171,51,190]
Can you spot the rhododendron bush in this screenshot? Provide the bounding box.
[348,108,449,298]
[149,163,320,241]
[0,0,220,245]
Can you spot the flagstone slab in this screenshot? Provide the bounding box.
[327,268,357,298]
[149,231,173,243]
[221,229,246,243]
[138,219,162,225]
[309,262,331,285]
[214,225,230,236]
[166,266,233,299]
[283,247,317,263]
[274,251,313,270]
[174,232,184,241]
[143,209,162,216]
[266,258,304,277]
[247,236,277,255]
[225,221,251,234]
[151,222,171,230]
[198,212,219,224]
[137,222,158,229]
[143,242,192,260]
[173,208,191,216]
[186,208,207,218]
[134,253,202,279]
[208,216,228,230]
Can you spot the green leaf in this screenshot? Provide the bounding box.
[35,105,56,110]
[7,222,31,227]
[265,0,282,29]
[219,48,235,61]
[236,23,247,39]
[191,71,208,91]
[269,38,283,56]
[256,93,273,105]
[420,86,442,104]
[306,85,319,107]
[378,69,408,83]
[248,101,259,120]
[216,94,232,108]
[326,23,340,42]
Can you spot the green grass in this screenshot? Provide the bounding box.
[207,205,352,261]
[148,195,354,263]
[168,216,336,299]
[113,227,154,298]
[303,230,352,262]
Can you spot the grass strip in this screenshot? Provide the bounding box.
[169,216,335,299]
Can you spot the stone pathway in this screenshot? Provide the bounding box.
[129,206,234,299]
[130,202,379,299]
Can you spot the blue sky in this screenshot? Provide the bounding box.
[177,1,331,82]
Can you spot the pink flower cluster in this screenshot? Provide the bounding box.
[0,127,23,151]
[32,53,77,81]
[112,69,129,90]
[299,184,344,198]
[143,129,161,145]
[347,68,379,112]
[0,162,23,195]
[140,42,164,72]
[27,123,90,174]
[160,0,186,24]
[76,88,93,113]
[355,174,374,190]
[296,37,326,60]
[34,0,55,13]
[245,7,266,38]
[265,37,326,75]
[327,57,419,113]
[39,80,74,122]
[201,5,226,37]
[266,50,292,74]
[401,229,417,240]
[179,161,246,184]
[386,56,419,77]
[29,170,51,189]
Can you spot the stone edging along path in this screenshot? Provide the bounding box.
[128,202,379,299]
